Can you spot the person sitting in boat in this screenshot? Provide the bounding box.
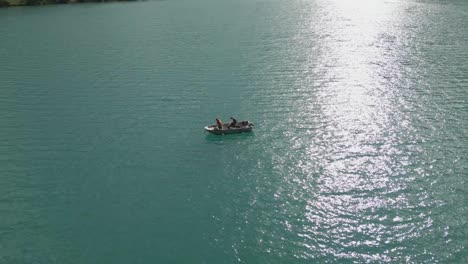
[216,118,223,129]
[228,117,237,128]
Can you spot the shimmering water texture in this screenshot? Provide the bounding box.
[0,0,467,263]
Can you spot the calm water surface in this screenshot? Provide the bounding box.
[0,0,467,263]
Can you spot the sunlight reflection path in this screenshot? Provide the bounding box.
[262,0,441,261]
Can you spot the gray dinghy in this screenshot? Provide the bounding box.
[204,121,254,135]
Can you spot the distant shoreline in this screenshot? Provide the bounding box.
[0,0,138,8]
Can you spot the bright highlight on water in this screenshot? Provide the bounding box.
[0,0,466,263]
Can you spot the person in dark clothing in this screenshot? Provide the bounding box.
[228,117,237,128]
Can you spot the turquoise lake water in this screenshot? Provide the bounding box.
[0,0,467,263]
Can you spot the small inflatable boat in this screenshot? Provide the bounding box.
[204,120,254,135]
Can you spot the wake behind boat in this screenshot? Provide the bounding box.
[205,117,254,135]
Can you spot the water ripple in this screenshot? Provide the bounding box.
[1,0,467,263]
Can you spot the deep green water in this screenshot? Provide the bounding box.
[1,0,467,263]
